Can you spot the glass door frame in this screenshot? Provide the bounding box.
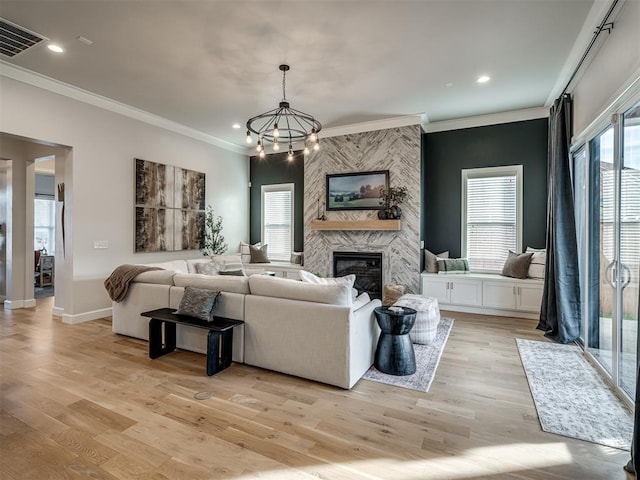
[571,85,640,408]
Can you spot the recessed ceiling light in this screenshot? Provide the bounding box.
[445,82,453,88]
[232,123,241,129]
[477,75,491,84]
[47,44,64,53]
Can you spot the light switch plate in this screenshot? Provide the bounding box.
[94,240,109,249]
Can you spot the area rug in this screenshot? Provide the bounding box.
[516,338,633,450]
[362,317,453,392]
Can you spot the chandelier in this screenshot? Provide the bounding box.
[246,64,322,160]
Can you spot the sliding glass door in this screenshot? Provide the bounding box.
[619,103,640,398]
[578,100,640,401]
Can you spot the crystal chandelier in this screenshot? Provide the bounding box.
[246,64,322,160]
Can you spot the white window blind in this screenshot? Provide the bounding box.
[462,166,522,273]
[262,184,294,261]
[34,198,55,254]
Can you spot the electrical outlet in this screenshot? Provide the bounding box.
[94,240,109,249]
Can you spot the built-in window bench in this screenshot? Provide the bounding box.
[420,272,544,319]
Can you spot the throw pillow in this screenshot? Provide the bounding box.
[299,270,322,284]
[175,286,220,321]
[240,242,261,264]
[424,249,449,273]
[218,268,246,276]
[436,258,469,273]
[299,271,356,289]
[526,247,546,279]
[249,244,270,263]
[502,250,534,279]
[290,251,303,265]
[195,261,219,276]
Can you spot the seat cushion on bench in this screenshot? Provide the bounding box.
[393,294,441,345]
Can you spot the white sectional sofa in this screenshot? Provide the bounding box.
[111,258,381,389]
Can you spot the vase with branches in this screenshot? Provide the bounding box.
[378,186,408,219]
[201,205,228,258]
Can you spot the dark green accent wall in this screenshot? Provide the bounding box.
[423,118,548,258]
[249,151,304,252]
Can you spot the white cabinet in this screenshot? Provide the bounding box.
[421,273,543,318]
[420,275,482,307]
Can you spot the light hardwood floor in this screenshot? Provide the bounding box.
[0,297,632,479]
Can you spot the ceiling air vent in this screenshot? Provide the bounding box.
[0,18,46,58]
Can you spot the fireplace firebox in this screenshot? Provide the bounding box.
[333,252,383,300]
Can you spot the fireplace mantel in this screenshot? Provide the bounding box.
[310,219,401,231]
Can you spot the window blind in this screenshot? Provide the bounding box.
[34,198,55,254]
[263,188,293,261]
[465,175,517,272]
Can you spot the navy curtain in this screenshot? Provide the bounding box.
[537,94,581,343]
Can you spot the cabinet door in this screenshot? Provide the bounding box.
[482,281,517,309]
[516,284,543,312]
[449,278,482,306]
[421,277,450,304]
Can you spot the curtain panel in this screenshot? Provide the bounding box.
[537,94,581,343]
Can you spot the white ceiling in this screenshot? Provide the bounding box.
[1,1,597,149]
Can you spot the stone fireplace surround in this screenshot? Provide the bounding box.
[303,124,422,294]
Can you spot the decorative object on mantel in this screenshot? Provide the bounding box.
[378,186,408,219]
[201,205,228,258]
[246,64,322,160]
[316,196,325,221]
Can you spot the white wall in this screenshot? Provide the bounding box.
[572,0,640,136]
[0,76,249,321]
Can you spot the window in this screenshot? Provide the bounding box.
[34,198,55,254]
[461,165,523,273]
[261,183,294,261]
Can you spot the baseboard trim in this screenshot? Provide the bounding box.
[439,304,540,320]
[62,307,112,325]
[52,307,64,317]
[3,299,37,309]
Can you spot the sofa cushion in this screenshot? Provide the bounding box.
[299,270,356,289]
[248,275,352,306]
[133,269,175,285]
[173,273,250,294]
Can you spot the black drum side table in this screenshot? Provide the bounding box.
[374,306,418,376]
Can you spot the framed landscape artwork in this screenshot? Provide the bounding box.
[326,170,389,211]
[134,158,205,252]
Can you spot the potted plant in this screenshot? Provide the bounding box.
[201,205,228,257]
[378,186,408,219]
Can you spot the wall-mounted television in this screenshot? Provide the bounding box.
[326,170,389,211]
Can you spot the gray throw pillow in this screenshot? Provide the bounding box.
[249,244,270,263]
[218,269,245,276]
[175,286,220,321]
[424,249,449,273]
[501,250,534,279]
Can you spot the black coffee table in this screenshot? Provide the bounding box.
[374,306,418,376]
[141,308,243,376]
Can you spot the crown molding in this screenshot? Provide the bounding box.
[320,114,424,139]
[0,61,247,154]
[424,107,549,133]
